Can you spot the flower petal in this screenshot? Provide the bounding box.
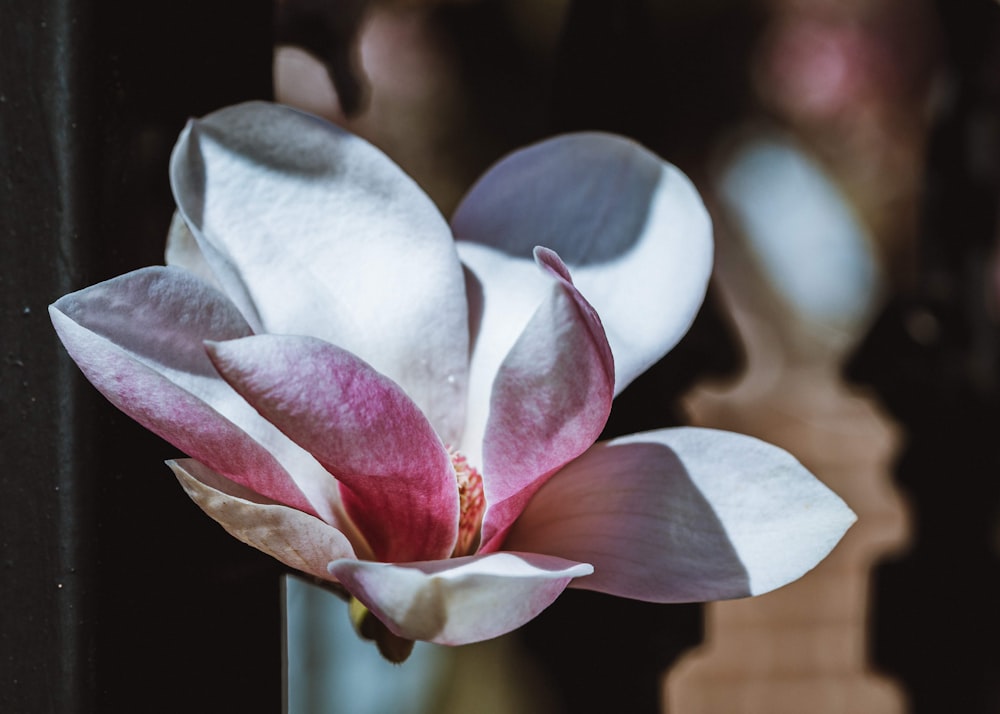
[164,210,220,289]
[478,250,614,552]
[328,552,593,645]
[49,267,331,520]
[453,132,713,399]
[206,334,459,563]
[170,101,469,444]
[169,459,356,580]
[504,427,856,601]
[455,241,550,460]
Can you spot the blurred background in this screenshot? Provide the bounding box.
[3,0,998,712]
[275,1,999,711]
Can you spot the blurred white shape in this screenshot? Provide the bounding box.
[716,136,880,333]
[285,576,447,714]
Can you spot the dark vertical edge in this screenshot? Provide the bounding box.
[2,0,281,711]
[846,2,1000,712]
[89,1,281,711]
[0,0,99,711]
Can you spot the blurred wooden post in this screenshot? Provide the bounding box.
[666,359,909,713]
[664,133,910,712]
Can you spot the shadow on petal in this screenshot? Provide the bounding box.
[330,554,591,645]
[453,133,663,266]
[184,103,352,187]
[462,263,484,359]
[506,439,752,602]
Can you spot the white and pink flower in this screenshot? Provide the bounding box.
[50,102,854,652]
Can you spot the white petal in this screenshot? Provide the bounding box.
[329,552,592,645]
[164,210,220,289]
[505,427,856,600]
[50,266,343,526]
[454,132,713,409]
[170,101,469,444]
[170,459,358,579]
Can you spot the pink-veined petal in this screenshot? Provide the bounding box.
[169,459,357,579]
[478,250,614,552]
[455,241,550,464]
[454,132,713,401]
[328,552,592,645]
[170,101,469,444]
[207,334,459,563]
[504,427,856,601]
[48,267,330,519]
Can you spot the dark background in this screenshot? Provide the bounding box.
[2,0,998,712]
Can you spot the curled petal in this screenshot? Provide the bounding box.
[170,459,357,580]
[170,101,469,444]
[504,428,856,601]
[328,553,593,645]
[453,132,712,398]
[49,267,327,519]
[207,334,458,563]
[479,250,614,552]
[456,241,550,463]
[164,210,220,289]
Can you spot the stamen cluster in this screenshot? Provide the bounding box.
[449,448,485,557]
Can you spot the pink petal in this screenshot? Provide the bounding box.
[328,552,592,645]
[49,267,323,518]
[504,428,857,601]
[454,132,713,400]
[170,101,469,445]
[207,334,459,563]
[454,241,550,466]
[170,459,357,579]
[478,251,614,552]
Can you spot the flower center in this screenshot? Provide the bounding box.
[449,448,485,557]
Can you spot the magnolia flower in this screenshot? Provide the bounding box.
[50,102,854,658]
